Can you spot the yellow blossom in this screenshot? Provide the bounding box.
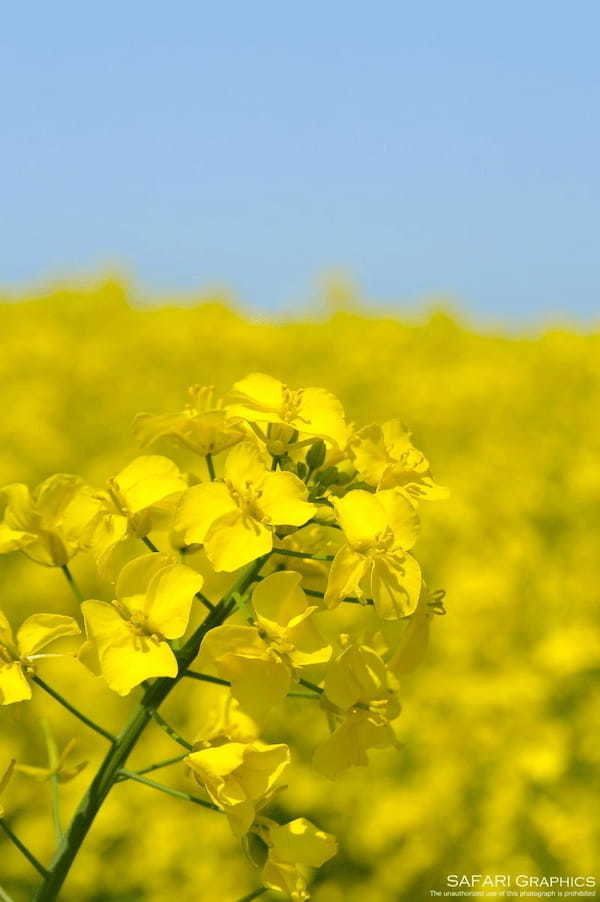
[0,611,80,705]
[226,373,350,448]
[134,385,244,456]
[259,817,338,902]
[313,642,401,779]
[0,475,102,567]
[350,420,448,501]
[186,740,290,837]
[88,455,187,575]
[325,489,422,619]
[174,442,315,571]
[80,552,203,695]
[201,571,330,721]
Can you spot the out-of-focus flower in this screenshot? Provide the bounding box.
[186,740,290,837]
[325,489,422,619]
[134,385,244,456]
[175,442,315,571]
[0,475,102,567]
[226,373,350,448]
[0,611,80,705]
[201,571,330,721]
[16,738,87,783]
[313,641,401,779]
[80,552,202,695]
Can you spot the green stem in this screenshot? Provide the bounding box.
[196,590,216,612]
[60,564,83,603]
[141,535,159,553]
[0,819,48,878]
[183,670,230,687]
[122,753,189,778]
[33,556,267,902]
[205,454,216,481]
[304,587,372,606]
[237,889,268,902]
[272,548,334,562]
[0,883,16,902]
[118,769,220,812]
[32,676,116,743]
[298,678,323,695]
[287,691,322,699]
[150,710,193,751]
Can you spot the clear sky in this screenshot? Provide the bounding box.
[2,1,599,322]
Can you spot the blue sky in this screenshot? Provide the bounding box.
[1,2,599,322]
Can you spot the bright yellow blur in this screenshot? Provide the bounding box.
[1,280,598,901]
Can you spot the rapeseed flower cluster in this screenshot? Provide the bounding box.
[0,366,444,901]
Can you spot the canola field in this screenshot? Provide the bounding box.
[1,280,599,901]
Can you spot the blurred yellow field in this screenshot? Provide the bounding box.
[1,280,598,901]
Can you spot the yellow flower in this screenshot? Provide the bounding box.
[0,611,80,705]
[88,455,187,575]
[259,817,338,902]
[80,552,203,695]
[0,475,102,567]
[186,740,290,836]
[201,571,331,720]
[175,442,315,572]
[349,420,448,501]
[16,738,87,783]
[325,489,422,619]
[313,642,401,780]
[226,373,350,448]
[0,759,15,817]
[134,385,244,456]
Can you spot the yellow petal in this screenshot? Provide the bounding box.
[288,618,332,667]
[17,613,80,657]
[145,560,203,638]
[376,489,420,550]
[262,859,308,902]
[267,817,338,867]
[33,474,85,521]
[369,553,421,620]
[313,711,395,779]
[205,512,272,572]
[0,662,32,705]
[0,522,37,554]
[332,491,388,549]
[236,741,291,800]
[218,653,291,722]
[324,545,367,608]
[100,633,177,695]
[174,482,237,545]
[259,472,315,526]
[115,552,176,601]
[81,599,175,694]
[349,423,389,485]
[252,571,307,629]
[224,441,269,492]
[226,373,285,422]
[387,591,431,675]
[1,483,35,530]
[324,644,387,710]
[0,610,16,650]
[295,387,349,448]
[113,456,186,514]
